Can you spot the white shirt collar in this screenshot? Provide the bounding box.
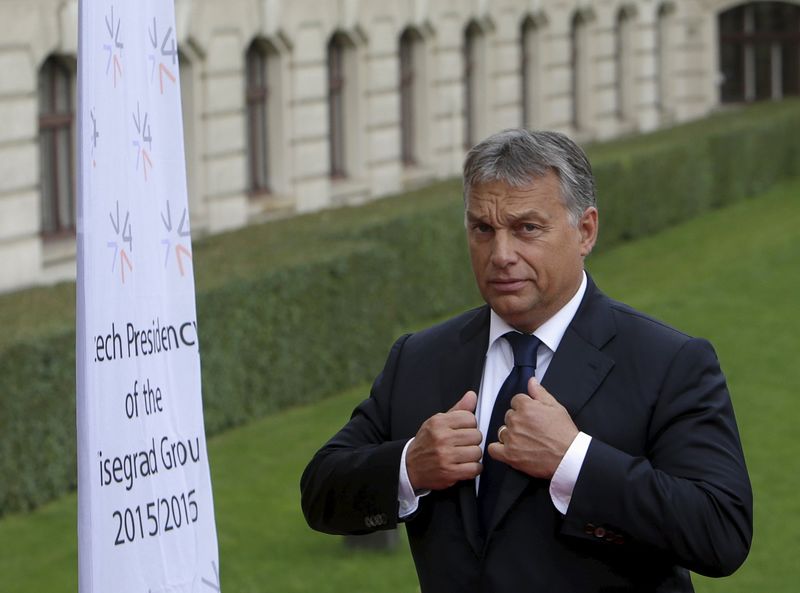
[487,271,588,354]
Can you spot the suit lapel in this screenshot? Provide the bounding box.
[439,306,489,558]
[487,277,616,535]
[540,325,615,417]
[438,306,489,411]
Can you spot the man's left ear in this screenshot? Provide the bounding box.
[578,207,599,256]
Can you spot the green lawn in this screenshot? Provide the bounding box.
[1,180,798,592]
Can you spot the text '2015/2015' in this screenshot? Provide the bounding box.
[112,489,199,546]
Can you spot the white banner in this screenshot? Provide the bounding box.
[76,2,220,592]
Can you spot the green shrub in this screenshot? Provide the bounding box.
[589,99,800,250]
[2,100,800,515]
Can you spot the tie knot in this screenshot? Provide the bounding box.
[504,332,541,369]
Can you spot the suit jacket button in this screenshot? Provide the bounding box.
[584,523,595,535]
[593,526,606,539]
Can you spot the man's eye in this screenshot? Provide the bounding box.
[520,223,539,233]
[473,223,492,233]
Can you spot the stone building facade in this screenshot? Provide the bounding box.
[1,0,799,292]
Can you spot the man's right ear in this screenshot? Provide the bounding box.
[579,207,598,257]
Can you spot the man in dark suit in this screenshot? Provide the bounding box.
[301,129,752,592]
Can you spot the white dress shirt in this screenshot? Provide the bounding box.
[398,271,592,518]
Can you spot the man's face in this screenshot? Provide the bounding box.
[466,172,598,333]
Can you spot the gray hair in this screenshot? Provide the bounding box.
[462,129,597,225]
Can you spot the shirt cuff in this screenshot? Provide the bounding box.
[398,438,430,518]
[549,431,592,514]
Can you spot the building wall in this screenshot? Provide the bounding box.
[0,0,793,293]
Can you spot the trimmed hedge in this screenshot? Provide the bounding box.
[590,102,800,248]
[2,100,800,515]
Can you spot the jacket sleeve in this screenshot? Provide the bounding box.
[561,338,753,577]
[300,334,412,535]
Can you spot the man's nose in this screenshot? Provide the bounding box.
[490,232,518,267]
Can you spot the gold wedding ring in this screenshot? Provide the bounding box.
[497,425,508,444]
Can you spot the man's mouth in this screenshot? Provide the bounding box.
[489,279,527,292]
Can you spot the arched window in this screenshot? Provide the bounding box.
[719,2,800,103]
[570,13,591,132]
[328,33,349,178]
[655,3,676,116]
[615,8,636,122]
[399,28,423,166]
[245,40,278,194]
[325,31,364,184]
[463,22,486,148]
[39,56,76,237]
[520,17,543,129]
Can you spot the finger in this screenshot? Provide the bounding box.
[527,377,556,404]
[447,410,479,429]
[487,442,507,463]
[449,428,483,446]
[497,424,508,445]
[451,444,483,464]
[509,393,533,410]
[448,390,478,413]
[452,462,482,480]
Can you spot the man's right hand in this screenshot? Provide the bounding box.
[406,391,483,491]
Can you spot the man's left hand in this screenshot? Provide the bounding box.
[487,377,579,480]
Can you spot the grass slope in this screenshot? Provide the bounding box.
[0,180,797,592]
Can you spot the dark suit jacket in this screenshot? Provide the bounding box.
[301,276,752,592]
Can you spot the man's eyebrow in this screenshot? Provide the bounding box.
[466,209,547,222]
[506,210,541,221]
[501,210,549,224]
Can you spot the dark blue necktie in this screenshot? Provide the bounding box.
[478,331,541,533]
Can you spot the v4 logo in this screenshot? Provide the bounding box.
[102,5,124,87]
[89,107,99,169]
[161,200,193,277]
[132,102,153,181]
[148,17,177,94]
[107,201,133,284]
